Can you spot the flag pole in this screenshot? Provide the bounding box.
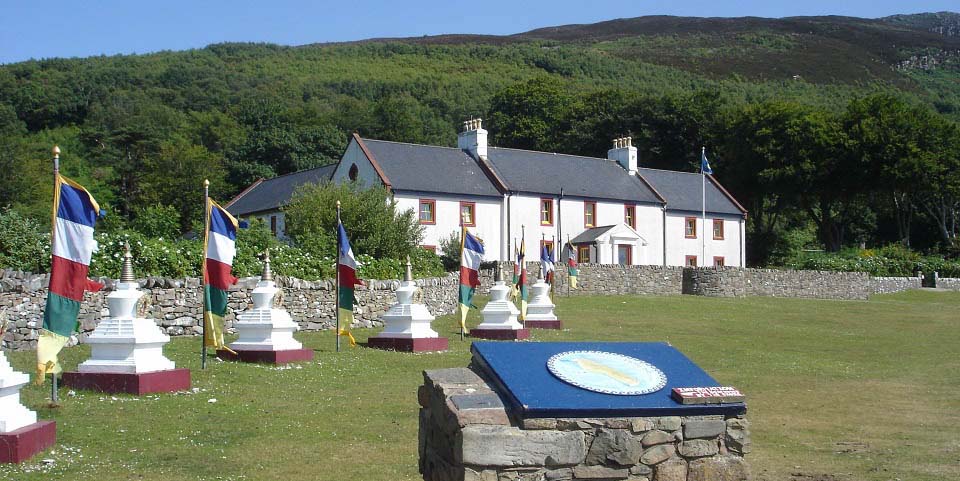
[459,213,465,342]
[521,224,526,328]
[701,147,706,265]
[551,235,556,293]
[51,146,60,405]
[567,235,572,298]
[202,179,209,369]
[336,200,342,353]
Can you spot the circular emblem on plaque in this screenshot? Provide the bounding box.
[547,351,667,395]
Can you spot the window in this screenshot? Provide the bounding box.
[584,201,597,227]
[578,245,591,264]
[348,164,359,181]
[685,217,697,238]
[685,255,698,267]
[540,198,554,225]
[270,215,277,235]
[713,219,724,240]
[459,201,476,227]
[624,205,636,229]
[418,199,436,225]
[540,239,555,257]
[713,256,725,267]
[421,245,437,253]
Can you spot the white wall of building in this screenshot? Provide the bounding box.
[331,141,381,188]
[664,213,745,267]
[395,192,504,261]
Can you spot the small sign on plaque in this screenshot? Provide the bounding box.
[671,386,745,404]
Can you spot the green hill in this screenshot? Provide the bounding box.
[0,13,958,262]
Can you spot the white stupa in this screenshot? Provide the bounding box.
[65,242,190,394]
[369,257,448,352]
[223,249,313,363]
[0,347,56,464]
[0,351,35,433]
[471,264,530,340]
[77,243,175,374]
[524,277,562,329]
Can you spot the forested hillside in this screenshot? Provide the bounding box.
[0,13,958,265]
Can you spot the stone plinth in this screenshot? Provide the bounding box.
[525,279,562,330]
[226,279,313,364]
[0,421,56,464]
[66,281,188,394]
[419,368,750,481]
[369,280,447,352]
[0,351,55,464]
[471,281,528,340]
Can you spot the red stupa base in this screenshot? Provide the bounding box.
[0,421,56,464]
[469,328,531,340]
[62,369,191,395]
[367,336,449,352]
[524,320,564,330]
[216,348,314,364]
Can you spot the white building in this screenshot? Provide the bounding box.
[227,120,747,267]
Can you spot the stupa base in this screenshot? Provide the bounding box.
[63,369,191,395]
[524,319,563,330]
[367,336,448,352]
[0,421,56,464]
[469,328,530,340]
[217,348,314,364]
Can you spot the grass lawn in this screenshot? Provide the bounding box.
[2,290,958,481]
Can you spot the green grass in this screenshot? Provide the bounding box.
[2,291,959,481]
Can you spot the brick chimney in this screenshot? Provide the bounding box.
[458,118,487,159]
[608,136,637,175]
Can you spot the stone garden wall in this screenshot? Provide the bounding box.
[419,367,750,481]
[933,275,960,291]
[0,262,940,351]
[0,269,458,352]
[871,276,924,294]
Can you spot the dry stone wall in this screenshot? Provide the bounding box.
[1,261,939,351]
[0,269,457,351]
[935,277,960,290]
[418,367,750,481]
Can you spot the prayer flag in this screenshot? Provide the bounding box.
[338,221,364,346]
[38,174,104,381]
[458,228,484,331]
[203,199,239,352]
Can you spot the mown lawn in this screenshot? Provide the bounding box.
[2,290,958,481]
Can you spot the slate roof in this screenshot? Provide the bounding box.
[485,147,663,204]
[361,139,502,197]
[569,225,619,244]
[227,163,337,216]
[637,167,745,216]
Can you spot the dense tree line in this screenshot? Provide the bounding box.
[0,40,957,266]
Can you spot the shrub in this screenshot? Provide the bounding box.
[0,208,48,273]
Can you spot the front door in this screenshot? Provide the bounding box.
[617,245,632,265]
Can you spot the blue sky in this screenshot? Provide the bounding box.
[1,0,956,64]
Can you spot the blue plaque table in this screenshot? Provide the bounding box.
[471,341,746,418]
[419,341,751,481]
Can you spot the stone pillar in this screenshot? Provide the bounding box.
[418,367,751,481]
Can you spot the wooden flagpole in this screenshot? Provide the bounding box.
[201,179,209,369]
[336,200,342,352]
[51,146,60,404]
